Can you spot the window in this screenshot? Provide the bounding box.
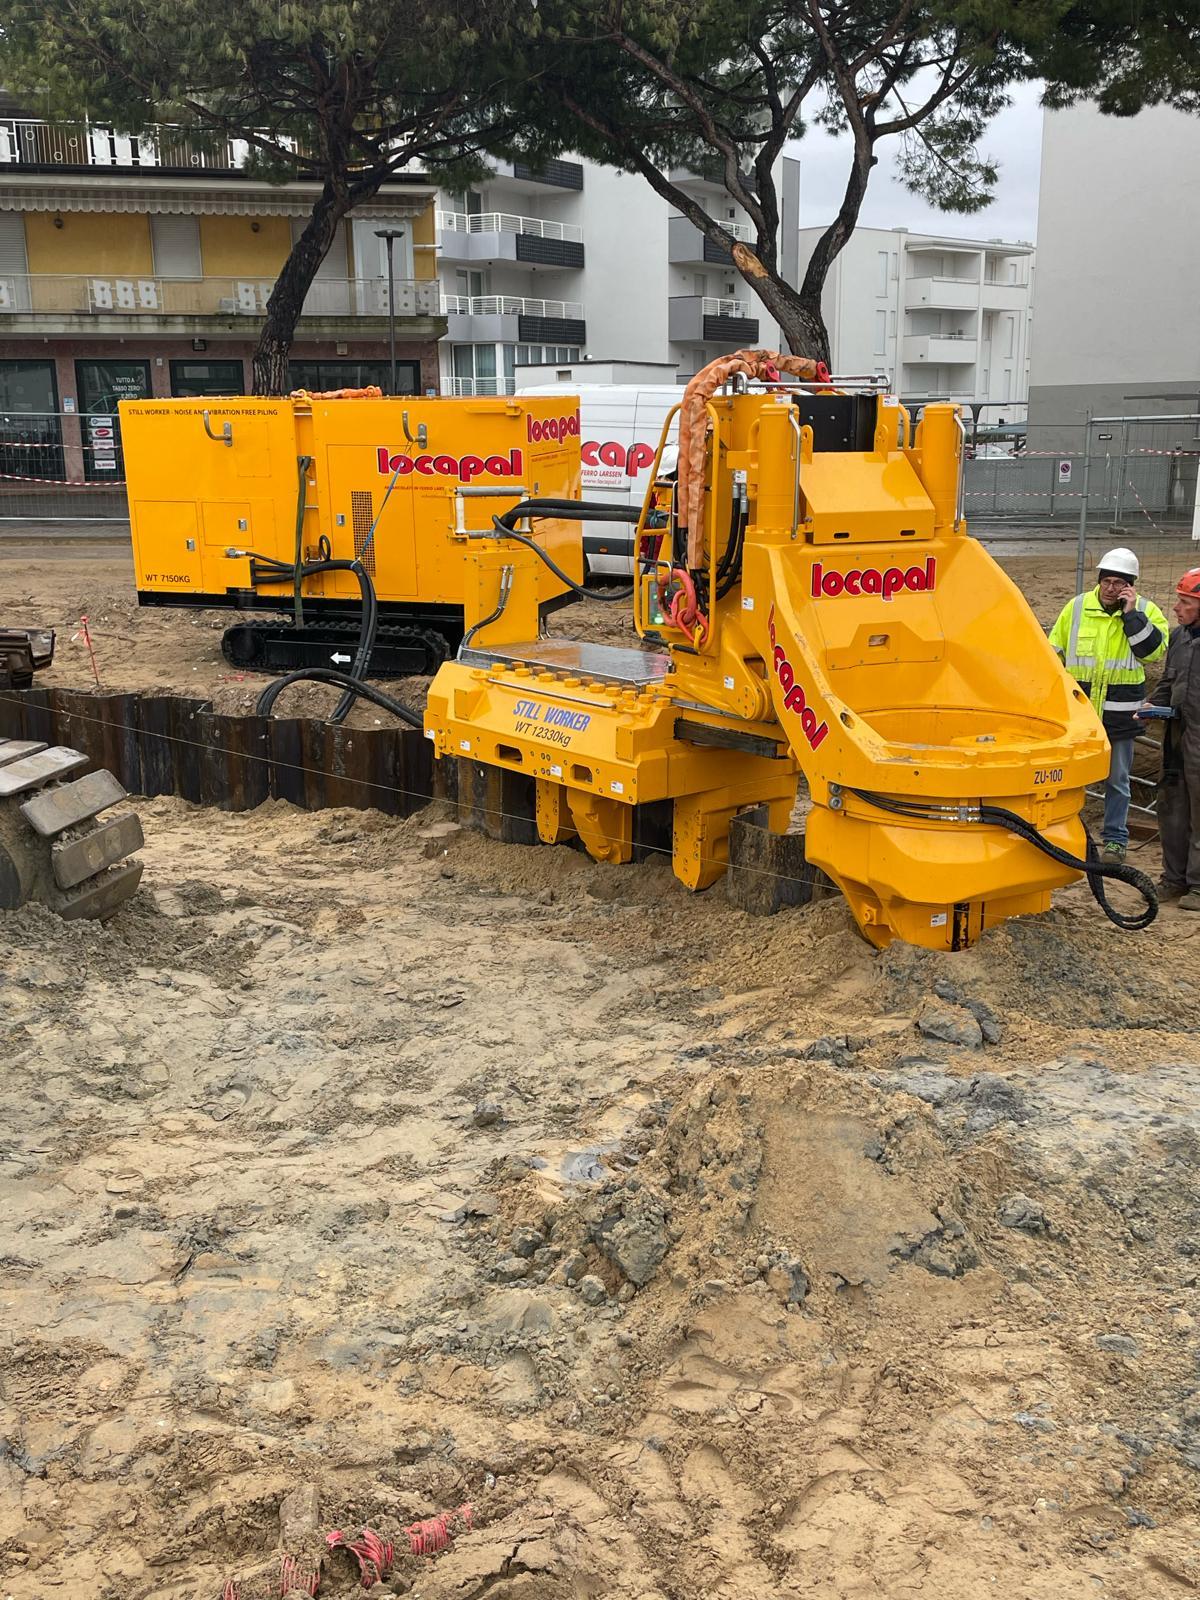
[874,310,887,356]
[448,344,498,394]
[0,213,30,311]
[877,251,888,297]
[170,359,245,398]
[1002,371,1012,402]
[1005,316,1016,358]
[151,215,201,278]
[0,358,63,480]
[75,358,151,480]
[289,359,419,395]
[454,269,486,300]
[889,311,897,338]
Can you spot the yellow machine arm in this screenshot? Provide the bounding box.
[425,356,1155,950]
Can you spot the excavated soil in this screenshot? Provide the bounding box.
[3,798,1200,1599]
[3,542,1199,1596]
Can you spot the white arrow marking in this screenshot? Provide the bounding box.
[331,652,352,665]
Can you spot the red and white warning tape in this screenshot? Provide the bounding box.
[0,470,126,487]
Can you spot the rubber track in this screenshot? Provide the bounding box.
[221,620,452,678]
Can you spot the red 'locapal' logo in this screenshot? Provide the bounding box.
[811,557,936,601]
[376,447,522,481]
[582,439,656,477]
[526,412,580,444]
[768,606,828,751]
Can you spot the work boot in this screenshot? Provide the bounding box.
[1102,841,1127,862]
[1179,891,1200,912]
[1158,878,1188,901]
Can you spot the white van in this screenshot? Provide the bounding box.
[515,383,680,576]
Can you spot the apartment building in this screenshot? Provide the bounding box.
[796,225,1034,413]
[434,157,800,393]
[1028,104,1200,449]
[0,100,443,485]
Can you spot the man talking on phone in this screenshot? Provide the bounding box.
[1049,547,1169,860]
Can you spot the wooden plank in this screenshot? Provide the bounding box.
[58,860,143,921]
[20,769,128,837]
[0,739,47,769]
[52,812,144,889]
[0,746,88,798]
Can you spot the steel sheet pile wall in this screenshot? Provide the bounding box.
[0,688,442,815]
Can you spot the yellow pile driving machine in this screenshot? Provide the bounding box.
[422,353,1153,950]
[109,355,1153,952]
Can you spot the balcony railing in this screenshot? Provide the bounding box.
[443,376,518,396]
[0,117,321,174]
[0,272,443,319]
[441,294,583,318]
[435,210,583,243]
[701,296,750,317]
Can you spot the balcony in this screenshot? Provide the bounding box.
[0,272,445,334]
[902,334,979,366]
[981,280,1028,312]
[441,293,585,345]
[436,210,584,269]
[443,376,518,397]
[492,157,584,191]
[0,117,311,176]
[905,276,979,311]
[669,295,759,346]
[667,214,752,267]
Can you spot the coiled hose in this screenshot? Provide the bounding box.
[849,787,1157,931]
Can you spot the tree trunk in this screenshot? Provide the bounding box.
[729,244,830,364]
[251,182,352,395]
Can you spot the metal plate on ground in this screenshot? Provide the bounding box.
[460,639,671,687]
[0,746,89,798]
[59,860,143,921]
[0,739,48,769]
[20,769,128,836]
[52,812,144,890]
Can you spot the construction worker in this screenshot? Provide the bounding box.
[1143,568,1200,908]
[1049,547,1169,860]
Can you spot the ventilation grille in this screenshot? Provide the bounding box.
[351,490,377,575]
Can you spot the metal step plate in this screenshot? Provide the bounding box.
[460,638,671,688]
[0,740,48,770]
[0,746,89,798]
[20,769,128,837]
[52,813,144,890]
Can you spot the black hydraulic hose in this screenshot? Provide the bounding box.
[246,555,378,728]
[490,517,635,601]
[716,508,748,600]
[255,667,424,729]
[292,453,313,629]
[848,787,1157,932]
[495,497,644,531]
[461,565,514,650]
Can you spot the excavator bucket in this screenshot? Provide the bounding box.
[0,742,143,920]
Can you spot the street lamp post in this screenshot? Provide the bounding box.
[374,227,406,394]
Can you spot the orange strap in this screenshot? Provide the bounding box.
[677,350,829,567]
[289,386,383,401]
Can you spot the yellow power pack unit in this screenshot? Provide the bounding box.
[119,393,585,674]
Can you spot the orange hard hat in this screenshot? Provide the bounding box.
[1176,568,1200,599]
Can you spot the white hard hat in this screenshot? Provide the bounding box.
[1097,546,1139,580]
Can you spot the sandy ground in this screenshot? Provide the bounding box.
[2,544,1199,1598]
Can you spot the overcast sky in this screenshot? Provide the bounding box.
[793,81,1044,244]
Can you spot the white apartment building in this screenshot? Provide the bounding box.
[433,156,801,393]
[1028,104,1200,449]
[796,225,1034,413]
